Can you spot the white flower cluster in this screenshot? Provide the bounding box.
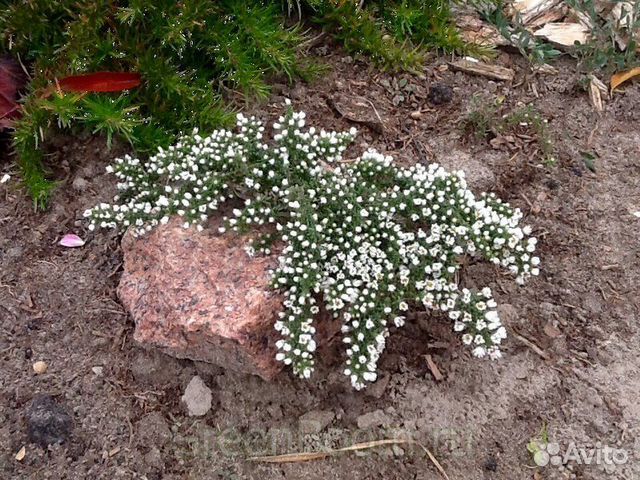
[87,103,540,390]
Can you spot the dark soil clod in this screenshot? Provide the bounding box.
[484,456,498,472]
[427,83,453,106]
[26,394,73,448]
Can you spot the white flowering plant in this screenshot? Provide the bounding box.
[86,102,540,390]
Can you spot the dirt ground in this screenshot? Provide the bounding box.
[1,46,640,480]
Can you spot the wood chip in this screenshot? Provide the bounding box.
[455,12,508,47]
[511,0,563,25]
[534,63,559,75]
[600,264,619,270]
[424,354,444,381]
[609,2,638,50]
[569,7,595,29]
[449,58,515,82]
[526,5,568,29]
[534,23,590,48]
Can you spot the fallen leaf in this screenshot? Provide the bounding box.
[611,67,640,91]
[588,77,604,112]
[58,72,141,93]
[0,55,28,129]
[59,233,85,248]
[15,446,26,461]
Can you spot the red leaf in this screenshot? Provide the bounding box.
[0,55,27,129]
[58,72,141,93]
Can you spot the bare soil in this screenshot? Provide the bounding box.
[1,48,639,480]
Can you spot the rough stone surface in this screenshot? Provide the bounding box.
[118,218,285,380]
[136,411,172,447]
[130,351,184,387]
[356,409,391,429]
[365,372,391,399]
[181,376,213,417]
[437,148,496,192]
[298,410,335,434]
[26,395,73,447]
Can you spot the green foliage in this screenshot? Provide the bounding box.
[11,95,56,208]
[0,0,309,203]
[1,0,470,205]
[319,3,427,71]
[467,0,562,64]
[565,0,639,72]
[311,0,474,71]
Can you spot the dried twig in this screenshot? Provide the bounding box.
[249,438,451,480]
[449,58,515,81]
[424,354,445,381]
[512,331,550,360]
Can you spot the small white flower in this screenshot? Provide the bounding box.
[84,106,535,389]
[393,316,405,327]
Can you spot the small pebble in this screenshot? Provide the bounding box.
[91,366,104,376]
[33,361,48,374]
[181,376,212,417]
[392,445,405,457]
[410,111,422,119]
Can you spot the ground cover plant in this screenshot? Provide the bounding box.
[85,104,540,390]
[566,0,640,73]
[464,98,556,165]
[0,0,468,206]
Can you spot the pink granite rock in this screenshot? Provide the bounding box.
[118,218,286,380]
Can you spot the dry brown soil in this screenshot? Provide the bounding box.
[1,49,640,480]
